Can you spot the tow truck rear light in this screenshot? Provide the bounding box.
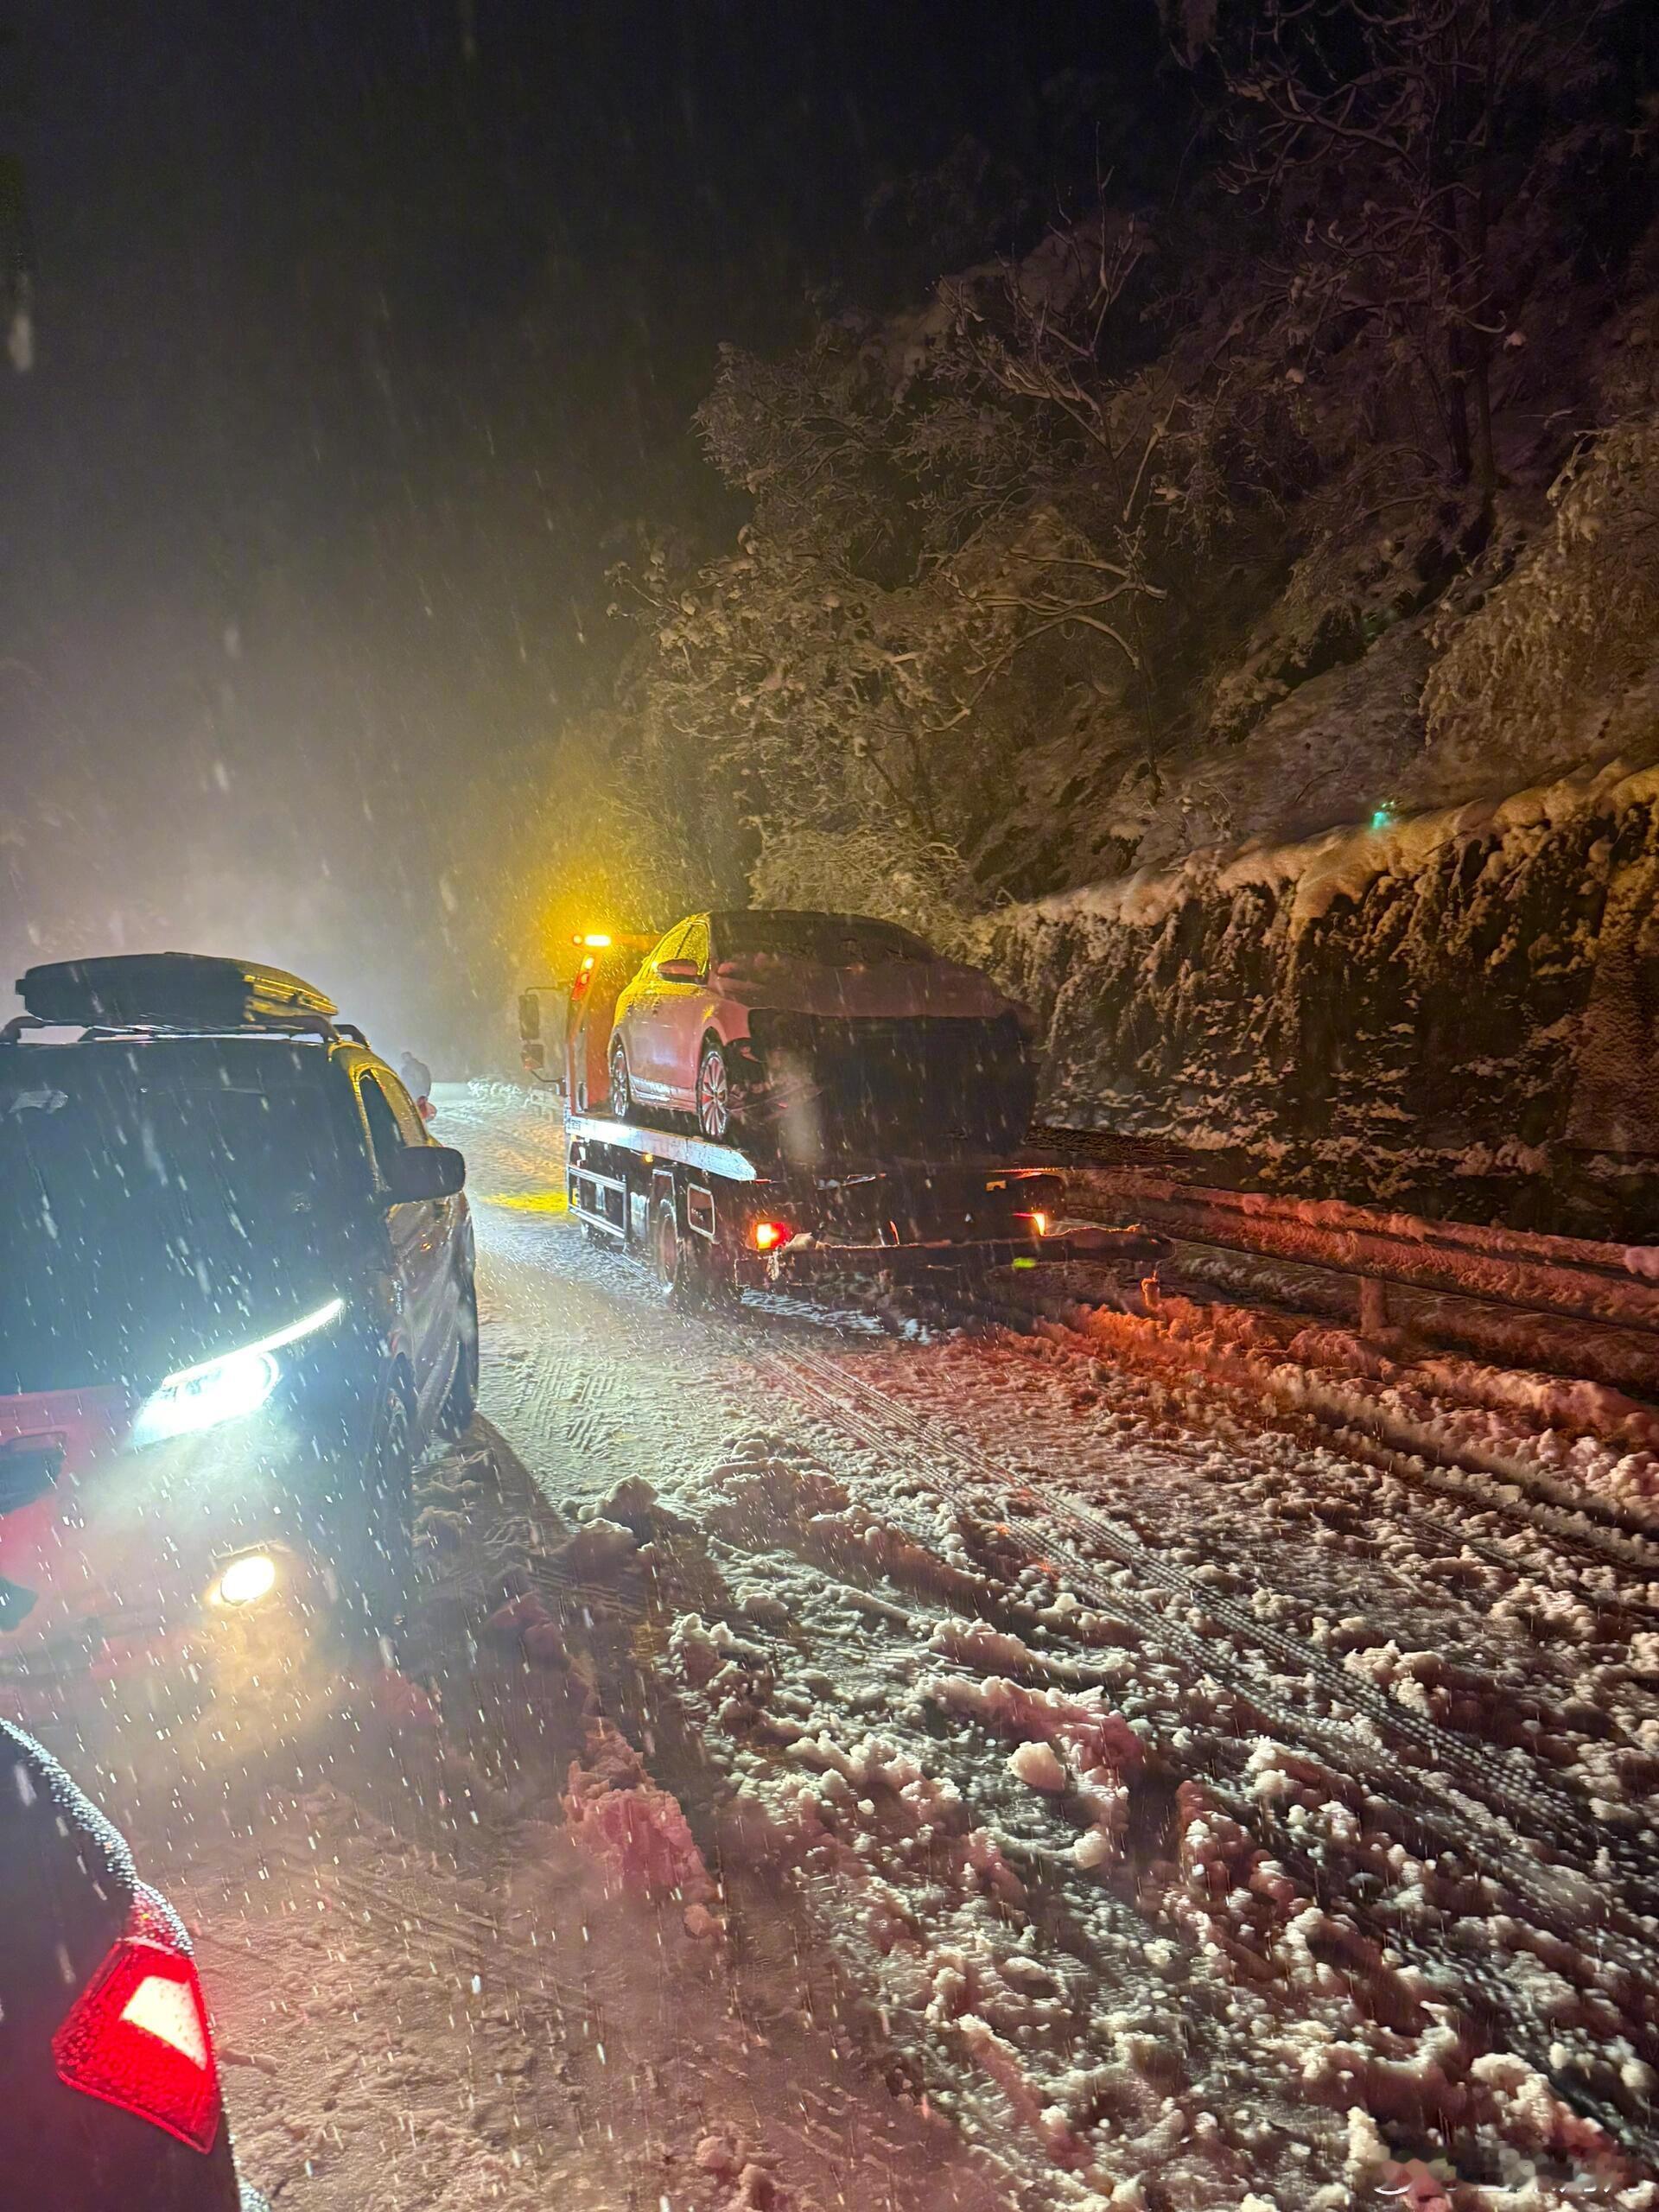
[54,1897,221,2153]
[751,1219,791,1252]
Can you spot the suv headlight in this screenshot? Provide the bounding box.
[132,1298,345,1448]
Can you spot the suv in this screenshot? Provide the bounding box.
[0,954,477,1701]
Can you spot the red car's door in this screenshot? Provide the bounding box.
[623,925,684,1097]
[658,916,711,1108]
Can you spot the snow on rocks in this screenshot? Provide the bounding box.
[1007,1738,1068,1791]
[554,1514,639,1577]
[562,1717,715,1906]
[988,755,1659,1236]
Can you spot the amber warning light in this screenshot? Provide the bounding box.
[751,1220,792,1252]
[572,933,613,949]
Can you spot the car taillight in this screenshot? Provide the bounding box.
[53,1893,221,2153]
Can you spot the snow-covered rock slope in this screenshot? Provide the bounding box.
[986,759,1659,1231]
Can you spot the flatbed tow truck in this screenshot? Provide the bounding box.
[524,932,1164,1307]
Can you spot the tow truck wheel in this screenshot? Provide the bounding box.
[696,1042,732,1141]
[652,1199,707,1311]
[608,1042,632,1120]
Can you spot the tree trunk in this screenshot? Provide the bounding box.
[1467,0,1499,504]
[1467,332,1497,501]
[1443,333,1474,485]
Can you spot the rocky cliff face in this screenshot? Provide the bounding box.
[988,758,1659,1236]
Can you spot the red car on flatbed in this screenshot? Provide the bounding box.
[605,907,1037,1159]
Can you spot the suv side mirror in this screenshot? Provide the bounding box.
[654,957,701,982]
[384,1143,466,1203]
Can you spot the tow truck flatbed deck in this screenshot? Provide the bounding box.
[563,1110,760,1182]
[562,1110,1020,1187]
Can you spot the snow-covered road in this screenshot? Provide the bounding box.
[111,1090,1659,2209]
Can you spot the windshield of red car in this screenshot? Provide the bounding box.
[0,1047,355,1393]
[715,913,934,967]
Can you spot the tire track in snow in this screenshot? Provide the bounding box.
[756,1337,1659,1978]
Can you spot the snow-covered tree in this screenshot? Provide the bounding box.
[1192,0,1626,500]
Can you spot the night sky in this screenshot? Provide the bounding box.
[0,1,1165,1059]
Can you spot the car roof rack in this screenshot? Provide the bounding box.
[15,954,342,1037]
[75,1018,346,1044]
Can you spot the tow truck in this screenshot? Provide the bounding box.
[520,932,1164,1307]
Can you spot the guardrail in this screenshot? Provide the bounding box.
[1054,1156,1659,1395]
[1065,1170,1659,1331]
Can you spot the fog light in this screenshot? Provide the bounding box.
[213,1553,278,1609]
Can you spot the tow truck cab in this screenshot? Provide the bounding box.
[516,985,566,1084]
[518,933,653,1107]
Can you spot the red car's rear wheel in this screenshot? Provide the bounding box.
[608,1041,632,1120]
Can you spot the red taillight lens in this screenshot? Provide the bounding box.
[752,1219,791,1252]
[54,1895,221,2153]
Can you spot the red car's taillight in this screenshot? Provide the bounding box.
[53,1894,221,2154]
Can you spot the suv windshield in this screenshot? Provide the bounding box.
[717,912,934,967]
[0,1046,356,1393]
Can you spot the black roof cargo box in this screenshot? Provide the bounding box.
[16,953,338,1032]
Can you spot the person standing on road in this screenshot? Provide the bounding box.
[399,1049,435,1122]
